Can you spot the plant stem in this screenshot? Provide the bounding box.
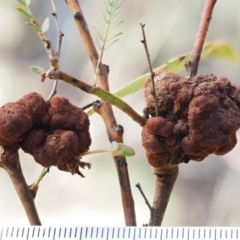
[46,70,146,127]
[65,0,137,226]
[136,183,154,223]
[187,0,217,77]
[48,0,64,100]
[65,0,109,89]
[140,23,158,117]
[0,146,41,225]
[150,166,178,226]
[93,101,136,226]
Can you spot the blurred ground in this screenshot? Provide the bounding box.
[0,0,240,226]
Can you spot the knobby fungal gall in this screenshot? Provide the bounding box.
[0,92,91,176]
[142,71,240,169]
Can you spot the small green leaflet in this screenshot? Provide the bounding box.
[111,141,135,157]
[16,8,33,20]
[26,22,42,33]
[41,17,50,33]
[24,0,31,7]
[17,0,27,7]
[30,66,44,74]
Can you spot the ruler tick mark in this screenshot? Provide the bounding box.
[16,227,19,238]
[133,228,136,240]
[53,227,56,240]
[106,227,109,240]
[32,227,35,237]
[117,227,120,238]
[79,227,82,240]
[91,227,93,238]
[37,227,40,238]
[101,228,104,239]
[74,227,77,238]
[0,227,3,240]
[112,227,115,238]
[26,228,29,240]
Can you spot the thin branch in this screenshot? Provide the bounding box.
[93,101,137,226]
[186,0,217,77]
[65,0,109,88]
[48,0,64,100]
[45,69,146,126]
[29,167,50,199]
[65,0,137,225]
[82,101,95,110]
[50,0,64,58]
[150,166,178,226]
[0,146,41,225]
[136,183,154,224]
[27,19,59,99]
[140,23,158,117]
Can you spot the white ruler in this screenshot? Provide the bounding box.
[0,227,239,240]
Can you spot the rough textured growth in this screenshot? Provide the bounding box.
[0,103,32,146]
[0,92,91,176]
[142,72,240,169]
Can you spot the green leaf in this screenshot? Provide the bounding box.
[41,17,50,33]
[25,0,31,7]
[26,22,42,33]
[17,0,27,6]
[87,41,240,118]
[202,41,240,62]
[30,66,44,74]
[113,41,240,99]
[111,141,135,157]
[16,7,33,19]
[113,55,190,99]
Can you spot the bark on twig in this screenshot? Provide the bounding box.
[136,183,154,224]
[65,0,108,88]
[45,70,146,127]
[0,146,41,225]
[140,23,158,117]
[93,101,136,226]
[48,0,64,100]
[65,0,136,226]
[150,166,178,226]
[186,0,217,77]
